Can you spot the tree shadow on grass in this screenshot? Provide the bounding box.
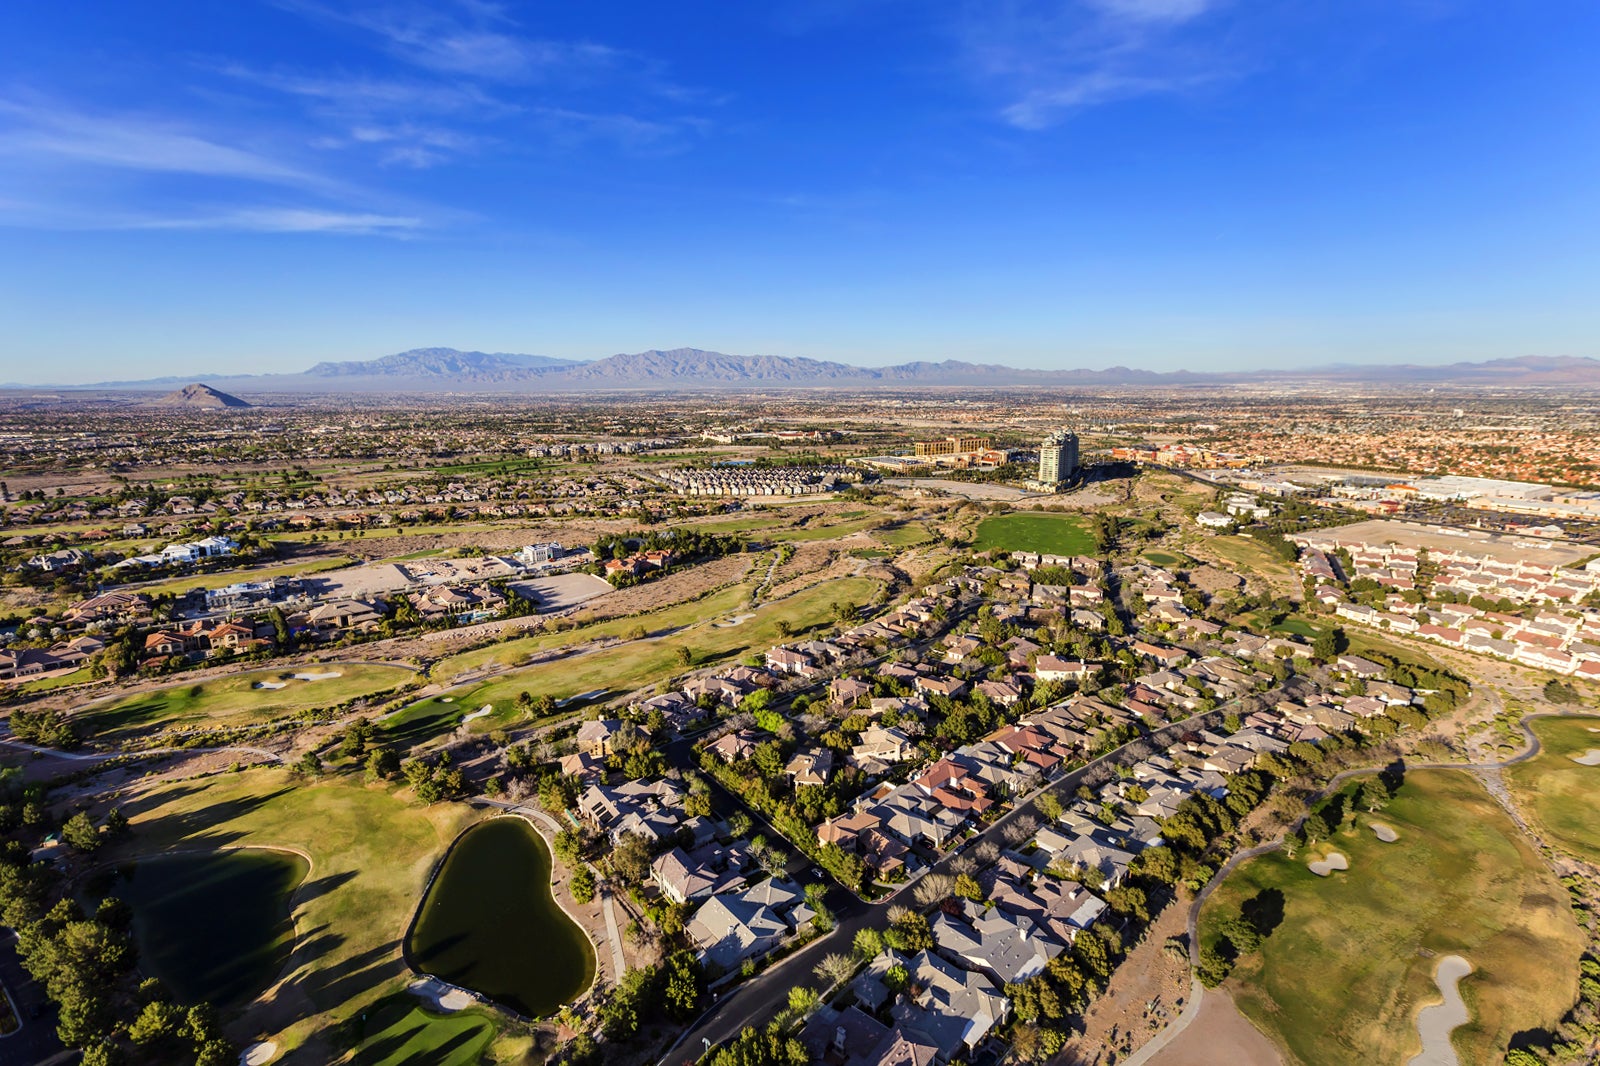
[108,781,208,820]
[290,937,410,1015]
[1241,887,1285,938]
[349,1021,425,1066]
[295,869,359,905]
[128,785,299,841]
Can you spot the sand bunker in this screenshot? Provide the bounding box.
[253,681,287,690]
[1570,749,1600,766]
[292,671,342,681]
[714,613,756,628]
[239,1042,278,1066]
[408,976,474,1012]
[440,697,453,703]
[1370,823,1399,842]
[462,706,492,725]
[1309,852,1350,876]
[1406,955,1474,1066]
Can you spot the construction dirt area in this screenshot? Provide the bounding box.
[1144,988,1284,1066]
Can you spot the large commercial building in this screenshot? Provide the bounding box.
[1037,430,1079,487]
[914,436,992,457]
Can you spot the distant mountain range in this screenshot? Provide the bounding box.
[12,348,1600,394]
[305,348,579,380]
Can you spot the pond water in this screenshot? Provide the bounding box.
[105,849,308,1006]
[407,817,595,1017]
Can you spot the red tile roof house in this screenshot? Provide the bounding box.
[914,760,996,818]
[1131,641,1187,665]
[987,725,1066,773]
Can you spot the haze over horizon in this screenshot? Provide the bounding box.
[3,1,1598,383]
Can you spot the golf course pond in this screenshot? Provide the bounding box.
[406,816,595,1017]
[98,848,308,1006]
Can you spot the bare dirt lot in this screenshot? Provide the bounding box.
[1061,904,1191,1065]
[506,572,615,611]
[1144,989,1283,1066]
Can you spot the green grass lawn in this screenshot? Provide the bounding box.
[1201,769,1582,1066]
[17,667,90,695]
[1507,715,1600,864]
[973,512,1096,556]
[115,768,481,1058]
[1141,549,1191,567]
[403,576,882,743]
[349,996,500,1066]
[77,663,414,740]
[876,522,932,548]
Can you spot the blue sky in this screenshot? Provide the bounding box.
[1,1,1597,382]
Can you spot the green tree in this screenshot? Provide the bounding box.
[365,747,400,781]
[339,717,373,758]
[611,833,654,884]
[127,1000,185,1048]
[570,866,596,905]
[61,811,101,852]
[661,950,704,1021]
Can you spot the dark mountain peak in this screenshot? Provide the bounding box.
[151,383,251,408]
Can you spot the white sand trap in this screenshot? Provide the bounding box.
[1309,852,1350,876]
[253,681,287,690]
[1587,728,1600,733]
[1370,823,1399,842]
[292,671,342,681]
[462,706,492,724]
[239,1042,278,1066]
[408,976,473,1012]
[714,613,756,628]
[440,696,453,703]
[1570,749,1600,766]
[1407,955,1474,1066]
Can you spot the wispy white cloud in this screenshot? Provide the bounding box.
[957,0,1233,129]
[1083,0,1213,25]
[0,97,322,189]
[275,0,624,83]
[210,62,515,118]
[221,3,714,164]
[0,96,435,236]
[122,207,425,235]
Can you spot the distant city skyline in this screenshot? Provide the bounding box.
[2,1,1598,382]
